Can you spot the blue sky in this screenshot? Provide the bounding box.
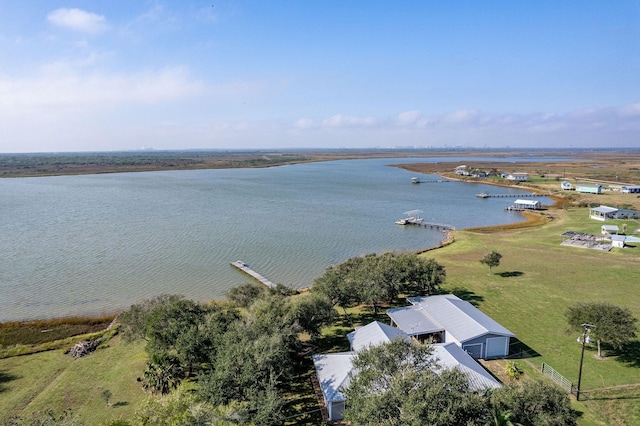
[0,1,638,153]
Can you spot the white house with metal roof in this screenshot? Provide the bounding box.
[387,294,515,359]
[347,320,411,351]
[312,351,353,421]
[601,224,619,236]
[610,234,626,248]
[589,205,619,221]
[505,172,528,181]
[312,319,501,421]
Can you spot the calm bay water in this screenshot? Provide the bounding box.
[0,157,556,321]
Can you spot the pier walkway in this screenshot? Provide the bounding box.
[476,192,549,198]
[395,210,455,231]
[401,218,455,231]
[230,261,276,288]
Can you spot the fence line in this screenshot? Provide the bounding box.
[541,362,574,393]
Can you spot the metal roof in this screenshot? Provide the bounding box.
[312,337,501,405]
[347,321,411,351]
[591,205,618,214]
[312,352,354,403]
[397,294,515,343]
[514,199,540,206]
[432,343,501,391]
[387,305,443,336]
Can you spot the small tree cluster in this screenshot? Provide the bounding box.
[312,252,446,314]
[119,287,336,424]
[565,301,638,358]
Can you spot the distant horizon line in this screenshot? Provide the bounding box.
[2,146,640,156]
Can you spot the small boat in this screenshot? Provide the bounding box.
[411,177,421,184]
[476,192,489,198]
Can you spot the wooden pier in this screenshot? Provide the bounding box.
[412,179,451,183]
[395,210,455,231]
[230,261,276,288]
[476,192,549,198]
[395,217,454,231]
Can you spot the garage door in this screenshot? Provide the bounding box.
[486,337,508,358]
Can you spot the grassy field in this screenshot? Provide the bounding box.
[0,335,147,424]
[426,207,640,426]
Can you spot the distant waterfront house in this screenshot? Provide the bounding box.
[312,320,501,421]
[611,235,626,248]
[590,205,618,221]
[513,199,540,210]
[455,165,469,176]
[621,185,640,194]
[576,183,603,194]
[601,224,619,236]
[615,208,640,219]
[387,294,516,359]
[505,172,528,181]
[561,181,573,190]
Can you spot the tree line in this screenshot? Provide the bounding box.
[12,251,632,425]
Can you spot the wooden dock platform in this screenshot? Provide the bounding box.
[230,261,275,288]
[396,217,455,231]
[476,192,549,198]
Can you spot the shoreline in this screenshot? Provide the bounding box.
[2,169,567,325]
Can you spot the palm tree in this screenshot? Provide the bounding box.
[492,406,519,426]
[142,352,183,395]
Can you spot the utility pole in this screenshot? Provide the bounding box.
[576,323,595,401]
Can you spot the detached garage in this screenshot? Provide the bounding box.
[388,294,516,359]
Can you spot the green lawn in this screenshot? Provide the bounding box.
[426,207,640,426]
[0,335,147,424]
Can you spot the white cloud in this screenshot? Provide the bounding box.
[47,8,109,35]
[294,118,314,129]
[322,114,376,128]
[620,103,640,117]
[440,109,479,124]
[396,110,423,126]
[0,67,203,112]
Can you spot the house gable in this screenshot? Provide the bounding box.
[388,294,515,358]
[347,320,411,351]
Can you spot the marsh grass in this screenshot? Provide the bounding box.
[0,315,115,347]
